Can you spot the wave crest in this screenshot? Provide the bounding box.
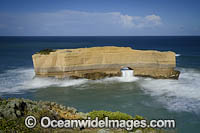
[0,68,88,94]
[139,68,200,113]
[176,54,181,57]
[1,67,200,113]
[0,68,138,94]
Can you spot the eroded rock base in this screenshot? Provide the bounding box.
[35,68,180,80]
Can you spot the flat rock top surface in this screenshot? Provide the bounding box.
[34,46,174,55]
[32,46,176,69]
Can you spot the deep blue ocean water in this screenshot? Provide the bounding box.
[0,36,200,133]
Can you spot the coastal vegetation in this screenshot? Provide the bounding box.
[37,48,55,55]
[0,97,174,133]
[88,110,133,120]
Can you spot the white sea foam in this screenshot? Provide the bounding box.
[93,76,139,84]
[176,54,181,57]
[1,67,200,113]
[0,68,88,94]
[94,69,138,83]
[139,68,200,113]
[0,68,139,94]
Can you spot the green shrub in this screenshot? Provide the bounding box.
[37,49,55,55]
[134,115,144,120]
[0,118,32,132]
[88,110,133,120]
[0,100,7,106]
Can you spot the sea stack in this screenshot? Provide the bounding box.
[32,46,180,79]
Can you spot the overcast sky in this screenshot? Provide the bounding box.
[0,0,200,36]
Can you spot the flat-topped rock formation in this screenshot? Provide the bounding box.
[32,46,180,79]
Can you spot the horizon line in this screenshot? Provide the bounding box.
[0,35,200,37]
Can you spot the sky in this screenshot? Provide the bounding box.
[0,0,200,36]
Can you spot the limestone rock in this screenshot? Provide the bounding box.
[32,46,180,79]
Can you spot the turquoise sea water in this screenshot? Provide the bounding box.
[0,36,200,133]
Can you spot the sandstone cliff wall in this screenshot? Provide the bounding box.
[32,46,180,79]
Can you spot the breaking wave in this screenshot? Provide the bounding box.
[93,76,139,84]
[139,68,200,113]
[0,68,88,94]
[0,68,138,94]
[1,67,200,113]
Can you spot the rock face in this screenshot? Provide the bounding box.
[32,46,180,79]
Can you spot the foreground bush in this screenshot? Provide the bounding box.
[88,110,134,120]
[0,98,173,133]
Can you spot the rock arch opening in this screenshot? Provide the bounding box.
[120,67,134,77]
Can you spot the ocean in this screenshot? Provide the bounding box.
[0,36,200,132]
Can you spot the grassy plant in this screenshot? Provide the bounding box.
[37,49,55,55]
[88,110,133,120]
